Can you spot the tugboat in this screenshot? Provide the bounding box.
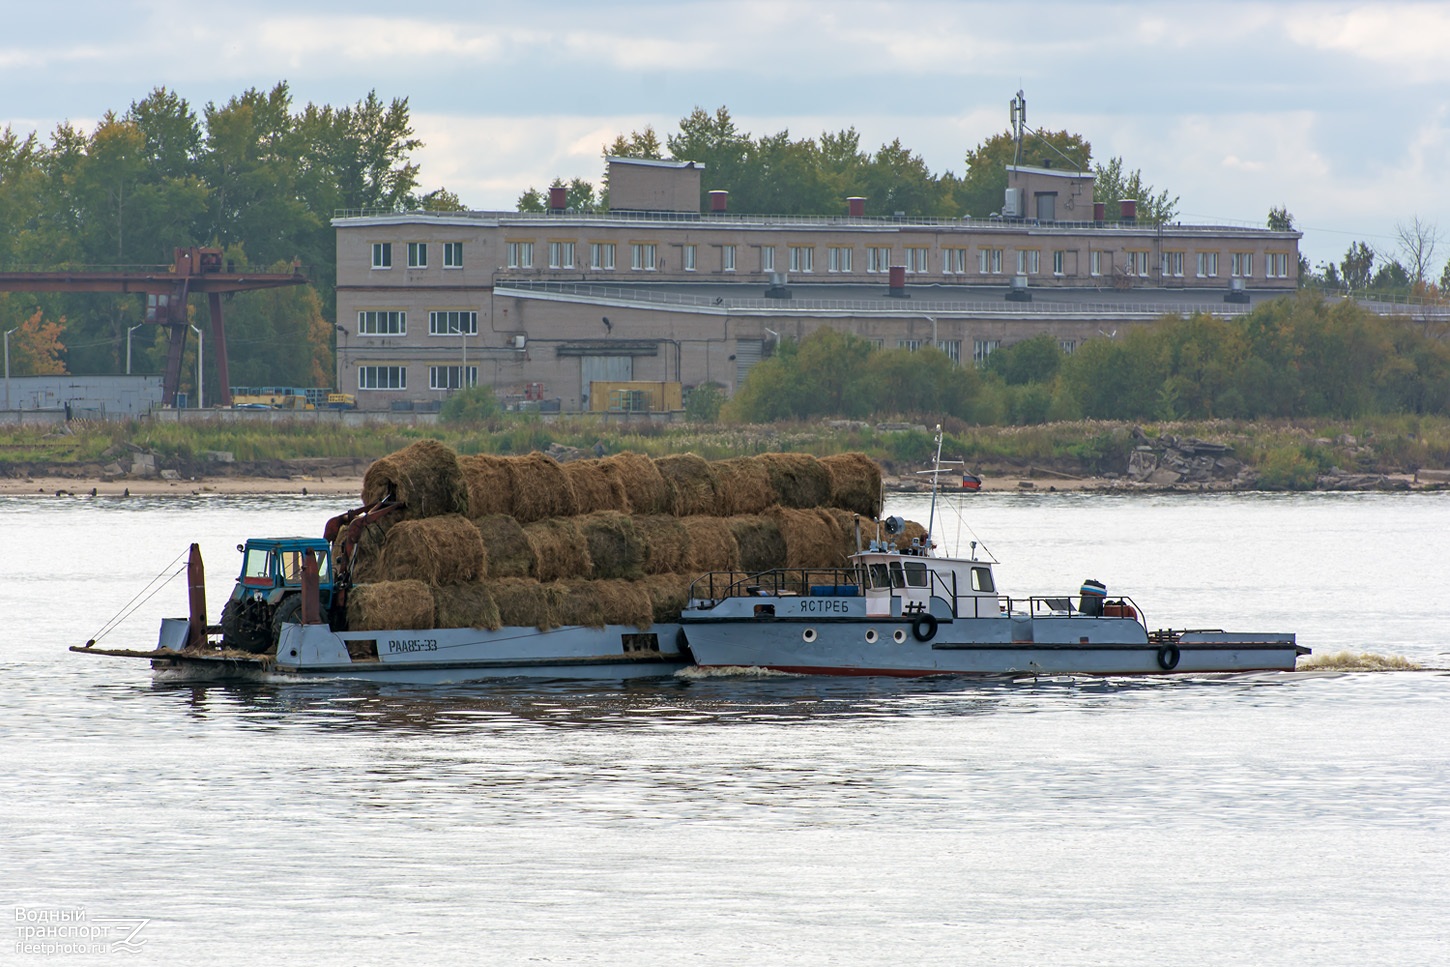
[679,429,1306,677]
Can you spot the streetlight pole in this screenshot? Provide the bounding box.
[4,327,16,411]
[189,324,204,408]
[127,324,144,375]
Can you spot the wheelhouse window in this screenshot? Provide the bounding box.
[971,566,995,593]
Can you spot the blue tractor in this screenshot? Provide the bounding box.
[219,500,402,653]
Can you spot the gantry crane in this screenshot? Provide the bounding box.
[0,247,309,407]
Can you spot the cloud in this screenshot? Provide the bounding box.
[1287,4,1450,81]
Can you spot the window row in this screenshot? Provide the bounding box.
[356,310,479,336]
[356,365,479,391]
[374,237,1295,280]
[372,242,464,270]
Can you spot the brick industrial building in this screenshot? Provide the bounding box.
[332,157,1301,413]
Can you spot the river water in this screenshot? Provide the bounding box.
[2,491,1448,965]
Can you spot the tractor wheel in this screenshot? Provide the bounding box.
[270,595,305,649]
[221,599,271,654]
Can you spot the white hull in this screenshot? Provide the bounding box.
[144,622,689,684]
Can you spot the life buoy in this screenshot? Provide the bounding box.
[1157,643,1181,671]
[911,613,939,642]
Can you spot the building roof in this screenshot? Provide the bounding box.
[492,278,1289,321]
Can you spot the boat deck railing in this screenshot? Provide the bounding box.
[687,570,1145,626]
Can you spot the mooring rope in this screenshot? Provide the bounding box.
[84,547,192,647]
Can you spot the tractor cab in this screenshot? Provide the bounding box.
[221,538,335,653]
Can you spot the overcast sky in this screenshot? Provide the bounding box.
[3,0,1448,271]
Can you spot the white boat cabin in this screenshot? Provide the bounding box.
[852,543,1002,619]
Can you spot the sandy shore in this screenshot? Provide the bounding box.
[2,470,1096,498]
[0,474,366,498]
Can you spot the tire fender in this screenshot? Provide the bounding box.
[911,613,939,642]
[1157,643,1181,671]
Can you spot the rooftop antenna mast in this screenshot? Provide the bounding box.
[1010,90,1027,166]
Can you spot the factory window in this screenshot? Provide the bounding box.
[1053,250,1066,276]
[1232,253,1253,278]
[429,366,478,390]
[371,242,392,269]
[1268,252,1290,278]
[1163,251,1184,278]
[443,242,463,268]
[683,244,697,271]
[549,241,575,269]
[1197,252,1219,278]
[867,247,890,273]
[828,247,852,272]
[761,246,776,272]
[506,241,533,269]
[428,310,477,336]
[979,249,1003,275]
[904,247,930,274]
[1128,251,1151,277]
[938,340,961,363]
[408,242,428,268]
[722,245,736,272]
[1059,339,1077,355]
[898,339,921,351]
[631,243,657,271]
[1090,250,1103,277]
[789,246,814,273]
[590,242,615,270]
[942,248,967,275]
[358,366,406,390]
[358,310,406,335]
[973,339,1000,366]
[1017,250,1040,275]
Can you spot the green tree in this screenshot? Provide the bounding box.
[984,333,1063,385]
[1341,242,1375,290]
[1266,206,1295,232]
[1093,156,1179,225]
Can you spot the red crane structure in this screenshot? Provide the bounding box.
[0,247,309,407]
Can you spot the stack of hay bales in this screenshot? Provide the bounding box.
[342,440,914,633]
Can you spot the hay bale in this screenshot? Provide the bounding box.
[713,457,774,515]
[506,452,579,523]
[380,515,486,585]
[768,506,850,569]
[654,453,720,516]
[489,578,560,630]
[578,511,646,580]
[432,585,502,631]
[640,573,692,623]
[601,452,675,515]
[551,579,606,628]
[472,514,536,578]
[524,518,592,583]
[756,453,832,509]
[361,439,468,519]
[346,580,435,631]
[729,515,787,572]
[563,459,629,514]
[822,507,867,560]
[680,516,739,572]
[632,515,692,574]
[821,452,884,518]
[458,454,515,518]
[591,579,655,632]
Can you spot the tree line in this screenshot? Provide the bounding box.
[520,105,1179,224]
[724,294,1450,425]
[0,83,451,385]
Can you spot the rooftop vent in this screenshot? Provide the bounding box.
[1006,275,1032,302]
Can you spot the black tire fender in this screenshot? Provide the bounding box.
[911,613,939,642]
[1157,643,1181,671]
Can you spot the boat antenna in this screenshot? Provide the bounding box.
[914,426,963,553]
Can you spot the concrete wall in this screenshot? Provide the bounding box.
[1,375,164,417]
[606,158,703,213]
